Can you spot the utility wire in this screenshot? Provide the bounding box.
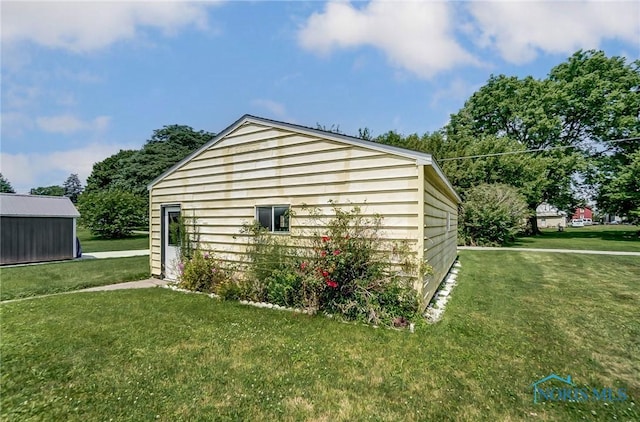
[438,137,640,162]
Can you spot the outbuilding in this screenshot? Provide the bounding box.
[0,194,80,265]
[148,115,460,306]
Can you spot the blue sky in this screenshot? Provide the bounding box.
[2,1,639,193]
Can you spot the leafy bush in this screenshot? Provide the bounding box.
[78,190,146,239]
[178,250,230,293]
[459,183,530,246]
[176,203,424,327]
[240,204,420,326]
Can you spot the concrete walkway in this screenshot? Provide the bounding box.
[458,246,640,256]
[80,249,149,259]
[78,278,168,292]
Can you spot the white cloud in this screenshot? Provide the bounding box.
[36,114,111,134]
[1,112,34,137]
[297,0,479,79]
[250,99,292,121]
[429,78,479,109]
[2,1,219,53]
[468,1,640,63]
[0,143,136,194]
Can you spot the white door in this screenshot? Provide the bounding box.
[164,206,181,280]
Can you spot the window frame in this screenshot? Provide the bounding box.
[255,205,290,234]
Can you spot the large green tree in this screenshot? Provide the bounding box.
[0,173,15,193]
[30,185,65,196]
[85,149,136,194]
[112,125,215,196]
[597,150,640,224]
[78,190,147,238]
[444,50,639,231]
[86,125,214,197]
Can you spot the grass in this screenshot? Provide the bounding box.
[510,224,640,252]
[0,256,149,301]
[2,251,638,421]
[77,227,149,253]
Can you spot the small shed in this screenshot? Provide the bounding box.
[0,194,80,265]
[148,115,461,306]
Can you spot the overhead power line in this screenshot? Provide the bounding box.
[437,137,640,162]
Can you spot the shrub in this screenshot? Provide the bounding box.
[177,203,424,327]
[241,204,421,326]
[459,183,530,246]
[78,190,146,239]
[178,250,230,293]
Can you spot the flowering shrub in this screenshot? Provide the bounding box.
[309,206,419,325]
[178,203,424,328]
[178,250,230,293]
[240,204,421,326]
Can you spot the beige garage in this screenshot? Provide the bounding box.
[148,115,460,307]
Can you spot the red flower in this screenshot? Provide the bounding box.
[321,236,330,242]
[300,262,308,270]
[320,250,327,257]
[333,249,341,256]
[326,280,338,288]
[321,270,329,278]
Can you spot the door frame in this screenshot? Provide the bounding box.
[161,204,181,279]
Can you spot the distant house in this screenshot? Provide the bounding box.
[536,202,567,228]
[572,206,593,224]
[0,194,80,265]
[147,114,461,308]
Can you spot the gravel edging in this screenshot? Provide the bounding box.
[424,259,461,323]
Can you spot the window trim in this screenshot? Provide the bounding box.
[255,205,290,234]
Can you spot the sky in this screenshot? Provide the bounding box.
[1,0,639,194]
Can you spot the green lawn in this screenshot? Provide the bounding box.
[0,256,149,301]
[2,251,638,421]
[510,224,640,252]
[77,227,149,252]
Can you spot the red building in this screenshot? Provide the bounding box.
[571,207,593,221]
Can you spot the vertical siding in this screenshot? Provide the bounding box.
[149,122,421,277]
[421,166,459,306]
[0,217,74,265]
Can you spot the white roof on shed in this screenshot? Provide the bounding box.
[0,194,80,218]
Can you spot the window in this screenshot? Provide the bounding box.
[256,205,290,233]
[168,211,181,246]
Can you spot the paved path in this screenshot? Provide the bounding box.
[458,246,640,256]
[80,249,149,259]
[78,278,168,292]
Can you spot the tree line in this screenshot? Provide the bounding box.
[371,50,639,244]
[2,49,636,243]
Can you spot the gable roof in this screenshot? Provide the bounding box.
[148,114,461,203]
[0,194,80,218]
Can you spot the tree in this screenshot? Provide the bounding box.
[85,126,214,197]
[85,149,137,193]
[459,183,530,246]
[597,150,640,224]
[443,50,639,232]
[63,173,83,203]
[0,173,15,193]
[30,185,65,196]
[78,190,147,238]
